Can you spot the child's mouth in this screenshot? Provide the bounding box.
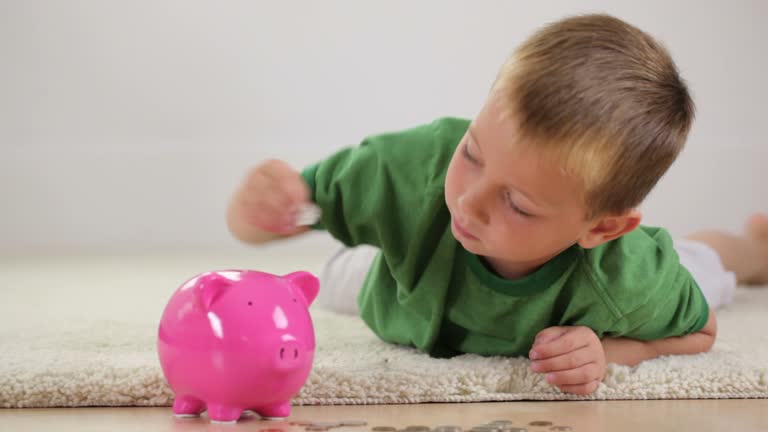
[452,219,479,241]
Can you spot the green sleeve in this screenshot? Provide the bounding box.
[299,120,452,249]
[608,271,710,340]
[583,227,711,341]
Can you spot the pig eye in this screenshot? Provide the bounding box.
[248,301,253,306]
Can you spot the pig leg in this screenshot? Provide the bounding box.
[172,395,205,418]
[207,403,243,424]
[257,401,291,420]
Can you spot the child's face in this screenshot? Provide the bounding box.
[444,96,595,278]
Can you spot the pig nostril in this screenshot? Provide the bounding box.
[294,349,298,359]
[280,347,285,359]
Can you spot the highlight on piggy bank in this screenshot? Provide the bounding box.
[157,270,319,423]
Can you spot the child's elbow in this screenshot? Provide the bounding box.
[699,308,718,352]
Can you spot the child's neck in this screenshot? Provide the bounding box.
[483,246,573,280]
[483,255,549,280]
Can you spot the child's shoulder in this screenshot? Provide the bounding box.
[585,225,674,266]
[583,225,678,277]
[431,116,471,141]
[364,117,469,151]
[357,117,470,187]
[575,225,683,311]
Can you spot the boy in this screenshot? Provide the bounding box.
[227,14,768,395]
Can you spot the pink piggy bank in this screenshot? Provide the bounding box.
[157,270,319,423]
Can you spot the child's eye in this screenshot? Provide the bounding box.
[462,142,478,163]
[505,192,533,217]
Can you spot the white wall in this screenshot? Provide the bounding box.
[1,0,766,254]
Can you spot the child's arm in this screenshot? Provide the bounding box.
[528,308,717,395]
[602,307,717,366]
[227,159,312,245]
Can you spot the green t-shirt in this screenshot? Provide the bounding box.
[301,117,709,358]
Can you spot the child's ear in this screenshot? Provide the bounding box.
[577,209,642,249]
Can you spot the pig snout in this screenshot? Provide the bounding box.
[274,340,305,371]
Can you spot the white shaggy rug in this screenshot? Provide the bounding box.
[1,250,767,407]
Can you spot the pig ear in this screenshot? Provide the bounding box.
[284,271,319,305]
[196,272,236,310]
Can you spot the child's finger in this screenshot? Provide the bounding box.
[261,160,305,193]
[282,179,310,210]
[533,326,570,346]
[544,363,602,386]
[556,379,601,396]
[243,180,293,211]
[529,331,588,360]
[239,189,297,232]
[530,346,594,373]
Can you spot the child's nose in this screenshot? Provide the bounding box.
[458,191,489,226]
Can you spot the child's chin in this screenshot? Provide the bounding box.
[457,239,484,255]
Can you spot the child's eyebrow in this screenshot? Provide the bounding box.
[467,129,483,155]
[469,127,547,209]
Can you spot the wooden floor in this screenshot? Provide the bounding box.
[2,400,767,432]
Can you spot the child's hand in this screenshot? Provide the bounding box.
[528,326,606,395]
[233,159,311,234]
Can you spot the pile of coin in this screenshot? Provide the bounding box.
[469,420,527,432]
[473,421,573,432]
[278,419,573,432]
[288,420,369,431]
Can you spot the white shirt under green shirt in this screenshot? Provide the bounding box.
[301,117,709,358]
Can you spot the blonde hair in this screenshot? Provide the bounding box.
[493,14,695,219]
